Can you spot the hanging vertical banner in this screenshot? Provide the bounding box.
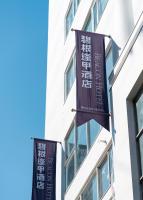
[32,138,57,200]
[75,30,109,130]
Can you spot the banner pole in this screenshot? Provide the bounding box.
[30,137,62,145]
[71,28,111,38]
[71,108,111,116]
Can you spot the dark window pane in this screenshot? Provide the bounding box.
[82,176,98,200]
[106,48,114,111]
[109,148,114,182]
[66,126,75,158]
[66,59,75,96]
[66,156,75,187]
[89,120,100,147]
[93,3,98,30]
[106,49,114,78]
[77,0,80,6]
[77,123,87,168]
[84,14,92,32]
[98,0,108,20]
[66,3,74,36]
[139,134,143,175]
[136,92,143,132]
[99,158,110,197]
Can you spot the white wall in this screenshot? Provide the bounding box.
[46,0,143,199]
[111,16,143,200]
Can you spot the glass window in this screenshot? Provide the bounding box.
[139,134,143,174]
[106,48,114,112]
[66,2,74,36]
[135,89,143,176]
[82,176,98,200]
[109,147,114,182]
[66,126,75,158]
[76,147,113,199]
[77,0,80,6]
[98,0,108,20]
[106,48,114,78]
[65,58,75,98]
[66,155,75,187]
[84,14,92,32]
[65,120,104,190]
[65,0,80,37]
[135,92,143,132]
[74,0,80,12]
[89,120,100,147]
[99,158,110,198]
[92,0,109,31]
[93,3,98,30]
[77,123,87,168]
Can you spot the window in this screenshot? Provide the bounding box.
[85,0,109,31]
[134,89,143,176]
[66,126,75,158]
[98,0,109,20]
[94,0,109,30]
[77,123,87,168]
[84,14,92,32]
[109,147,114,182]
[65,0,80,37]
[77,147,113,199]
[65,126,75,187]
[65,120,100,189]
[65,55,75,99]
[99,158,110,197]
[106,47,114,111]
[66,2,74,37]
[106,48,114,79]
[66,155,75,187]
[82,176,98,200]
[89,120,100,147]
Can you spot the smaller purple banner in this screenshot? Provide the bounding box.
[75,30,109,130]
[32,139,57,200]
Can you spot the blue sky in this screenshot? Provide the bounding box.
[0,0,48,199]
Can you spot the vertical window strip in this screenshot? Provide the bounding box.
[65,0,80,38]
[76,147,113,200]
[134,89,143,178]
[84,14,92,32]
[99,157,110,198]
[86,0,109,32]
[93,2,98,31]
[66,2,74,37]
[65,120,101,189]
[65,54,76,100]
[106,47,114,112]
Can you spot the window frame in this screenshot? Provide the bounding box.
[65,120,101,189]
[105,43,114,113]
[82,174,98,200]
[81,0,109,32]
[134,87,143,181]
[64,53,76,101]
[92,0,109,31]
[65,151,76,188]
[83,13,92,32]
[65,0,80,38]
[98,156,110,198]
[65,123,76,188]
[76,146,113,200]
[65,0,74,38]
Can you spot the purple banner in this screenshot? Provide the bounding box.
[32,139,57,200]
[75,30,109,130]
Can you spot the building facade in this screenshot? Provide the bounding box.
[45,0,143,199]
